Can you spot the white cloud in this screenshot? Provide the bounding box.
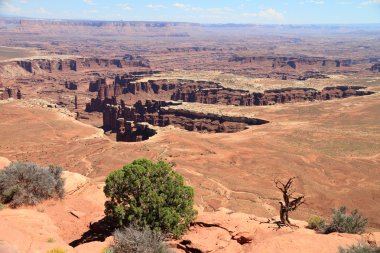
[299,0,325,4]
[242,8,284,20]
[146,4,166,9]
[83,0,94,5]
[118,3,132,11]
[361,0,380,4]
[19,0,28,3]
[173,3,202,12]
[258,8,284,20]
[0,1,21,14]
[337,1,353,4]
[36,7,47,14]
[309,0,324,4]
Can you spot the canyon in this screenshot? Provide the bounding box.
[0,18,379,253]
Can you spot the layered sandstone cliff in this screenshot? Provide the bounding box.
[86,78,375,112]
[0,57,149,77]
[0,87,22,100]
[228,55,378,71]
[103,100,269,141]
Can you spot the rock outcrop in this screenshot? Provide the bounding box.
[175,208,380,253]
[103,100,269,141]
[371,63,380,72]
[65,81,78,90]
[0,87,22,100]
[0,57,150,75]
[85,78,374,141]
[88,78,374,110]
[229,55,374,70]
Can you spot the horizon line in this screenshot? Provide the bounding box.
[1,16,380,26]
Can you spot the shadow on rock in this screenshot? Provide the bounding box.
[69,217,114,247]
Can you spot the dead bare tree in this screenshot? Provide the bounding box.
[275,177,305,227]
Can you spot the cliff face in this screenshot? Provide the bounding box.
[371,63,380,72]
[1,19,201,37]
[12,57,149,74]
[229,55,374,68]
[0,87,22,100]
[103,100,269,141]
[87,77,375,112]
[0,57,149,78]
[86,77,374,142]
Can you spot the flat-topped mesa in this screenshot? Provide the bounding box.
[88,71,161,94]
[85,71,160,112]
[228,55,375,71]
[2,56,150,74]
[0,87,22,100]
[103,100,269,141]
[253,86,374,106]
[87,78,375,113]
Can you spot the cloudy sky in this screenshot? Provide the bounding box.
[0,0,379,24]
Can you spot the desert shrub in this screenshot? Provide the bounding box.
[46,248,67,253]
[307,215,326,230]
[338,243,380,253]
[110,225,174,253]
[323,206,367,234]
[0,162,64,207]
[101,248,113,253]
[104,158,197,238]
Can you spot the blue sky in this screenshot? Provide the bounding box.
[0,0,379,24]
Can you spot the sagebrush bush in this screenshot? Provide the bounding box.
[338,244,380,253]
[110,225,174,253]
[46,248,67,253]
[0,162,65,207]
[104,158,197,238]
[101,248,113,253]
[323,206,367,234]
[307,215,325,230]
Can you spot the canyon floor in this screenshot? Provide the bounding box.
[1,87,380,251]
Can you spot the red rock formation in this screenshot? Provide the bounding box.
[65,81,78,90]
[0,87,22,100]
[103,100,269,141]
[371,63,380,72]
[116,120,156,142]
[87,78,375,113]
[228,55,373,74]
[8,57,150,74]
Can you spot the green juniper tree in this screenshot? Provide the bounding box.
[104,158,197,238]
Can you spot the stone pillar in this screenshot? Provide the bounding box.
[74,95,78,109]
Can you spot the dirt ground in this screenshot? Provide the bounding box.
[1,91,379,232]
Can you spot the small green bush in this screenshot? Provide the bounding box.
[46,248,67,253]
[323,206,368,234]
[0,162,65,207]
[104,158,197,238]
[47,237,55,243]
[307,215,325,230]
[110,225,174,253]
[101,248,113,253]
[338,243,380,253]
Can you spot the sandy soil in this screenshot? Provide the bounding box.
[0,93,379,234]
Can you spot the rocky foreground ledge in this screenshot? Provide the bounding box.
[0,159,379,253]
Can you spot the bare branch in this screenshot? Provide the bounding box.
[274,177,304,227]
